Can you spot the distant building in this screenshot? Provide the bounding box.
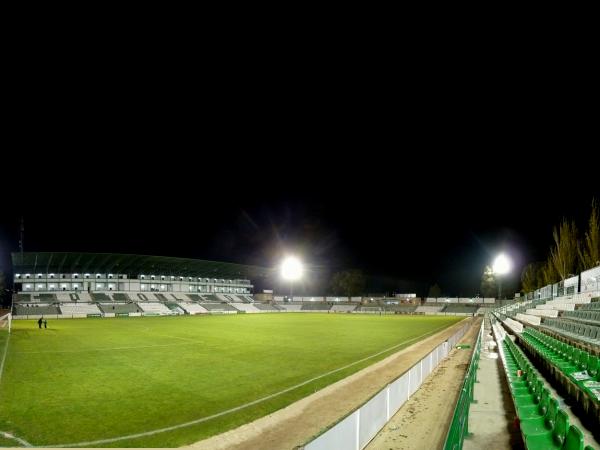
[12,252,268,294]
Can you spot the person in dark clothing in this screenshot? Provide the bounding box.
[43,319,47,329]
[38,317,43,329]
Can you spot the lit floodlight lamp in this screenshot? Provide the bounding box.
[492,254,511,275]
[280,256,303,281]
[493,253,512,300]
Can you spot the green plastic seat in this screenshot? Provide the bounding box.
[555,345,573,365]
[564,425,584,450]
[564,351,588,375]
[570,353,594,382]
[557,349,580,372]
[513,371,536,395]
[514,379,543,409]
[542,342,561,358]
[525,409,569,449]
[517,387,550,419]
[520,397,558,437]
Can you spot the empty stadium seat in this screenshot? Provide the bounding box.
[415,305,445,314]
[443,304,479,314]
[330,304,357,312]
[200,303,237,312]
[14,305,60,316]
[231,303,260,312]
[277,304,302,311]
[177,303,208,314]
[253,303,282,311]
[387,305,418,313]
[498,333,595,450]
[518,328,600,432]
[90,293,112,302]
[540,319,600,346]
[60,303,102,316]
[301,303,331,311]
[14,293,31,303]
[98,303,141,314]
[524,409,569,449]
[137,303,174,315]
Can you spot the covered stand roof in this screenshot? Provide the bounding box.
[12,252,272,279]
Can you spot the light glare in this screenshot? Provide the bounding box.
[281,256,303,281]
[493,254,511,275]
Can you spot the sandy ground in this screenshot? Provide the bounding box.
[187,318,477,450]
[366,319,482,450]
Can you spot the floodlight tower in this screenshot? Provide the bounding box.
[492,253,511,300]
[280,256,303,301]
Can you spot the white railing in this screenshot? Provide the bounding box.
[304,320,473,450]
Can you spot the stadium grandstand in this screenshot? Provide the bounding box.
[12,251,267,294]
[11,252,503,319]
[10,252,271,318]
[458,264,600,450]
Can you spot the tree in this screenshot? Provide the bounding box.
[535,262,546,289]
[541,258,558,286]
[329,270,366,296]
[579,198,600,271]
[550,219,579,280]
[427,283,442,298]
[480,265,497,297]
[521,262,542,293]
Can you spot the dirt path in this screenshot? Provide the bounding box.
[366,319,482,450]
[187,318,478,450]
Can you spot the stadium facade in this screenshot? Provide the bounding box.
[12,252,268,294]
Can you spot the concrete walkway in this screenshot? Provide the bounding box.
[464,318,523,450]
[365,319,482,450]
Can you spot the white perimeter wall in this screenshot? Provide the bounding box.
[306,321,472,450]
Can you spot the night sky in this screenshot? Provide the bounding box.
[3,75,597,297]
[1,159,597,297]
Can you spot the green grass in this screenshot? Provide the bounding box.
[0,436,20,447]
[0,314,462,447]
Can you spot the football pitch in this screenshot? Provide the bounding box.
[0,314,462,447]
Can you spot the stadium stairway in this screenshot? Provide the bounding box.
[463,317,522,450]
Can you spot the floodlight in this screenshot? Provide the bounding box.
[281,256,303,281]
[492,254,511,275]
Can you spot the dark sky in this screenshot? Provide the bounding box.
[2,69,598,297]
[1,162,597,296]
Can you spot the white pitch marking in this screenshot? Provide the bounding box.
[41,322,455,448]
[1,430,33,447]
[0,333,10,386]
